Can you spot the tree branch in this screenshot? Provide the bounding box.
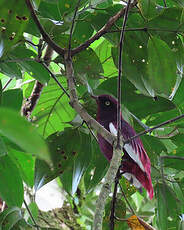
[117,0,131,147]
[125,113,184,144]
[64,54,116,145]
[71,0,137,56]
[93,147,122,230]
[25,0,65,56]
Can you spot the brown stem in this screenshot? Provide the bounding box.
[25,0,65,56]
[125,113,184,144]
[22,46,53,117]
[117,0,131,147]
[71,0,137,56]
[64,54,116,145]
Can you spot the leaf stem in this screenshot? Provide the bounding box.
[23,200,40,230]
[117,0,132,147]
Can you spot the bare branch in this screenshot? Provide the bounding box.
[125,113,184,144]
[117,0,131,147]
[64,54,115,145]
[68,0,81,55]
[25,0,65,56]
[161,155,184,160]
[71,0,137,56]
[93,147,122,230]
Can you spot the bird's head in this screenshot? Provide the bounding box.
[92,94,118,122]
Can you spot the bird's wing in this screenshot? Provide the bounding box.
[109,122,145,172]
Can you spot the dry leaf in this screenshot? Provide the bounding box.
[127,215,145,230]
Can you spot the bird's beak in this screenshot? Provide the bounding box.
[91,94,99,101]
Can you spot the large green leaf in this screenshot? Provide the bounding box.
[73,48,104,79]
[156,182,181,230]
[0,1,29,55]
[73,12,94,44]
[0,62,21,79]
[0,136,8,156]
[138,0,160,19]
[147,36,177,96]
[156,183,168,230]
[0,108,50,163]
[0,155,23,207]
[7,46,50,83]
[35,128,92,193]
[32,78,75,137]
[148,7,184,32]
[1,89,23,111]
[95,39,118,77]
[10,149,35,188]
[84,140,109,192]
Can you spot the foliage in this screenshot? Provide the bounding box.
[0,0,184,229]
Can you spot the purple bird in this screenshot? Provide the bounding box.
[93,94,154,199]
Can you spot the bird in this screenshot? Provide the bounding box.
[92,94,154,199]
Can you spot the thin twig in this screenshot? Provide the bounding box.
[117,0,131,147]
[71,0,137,56]
[161,155,184,160]
[93,147,123,230]
[41,62,70,98]
[2,78,13,91]
[118,182,136,215]
[110,169,120,230]
[25,0,65,56]
[125,113,184,144]
[24,200,40,230]
[68,0,81,55]
[109,27,183,33]
[163,0,167,7]
[84,121,98,142]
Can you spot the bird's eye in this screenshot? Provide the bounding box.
[105,100,110,106]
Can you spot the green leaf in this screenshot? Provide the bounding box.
[73,48,104,79]
[10,149,35,188]
[148,7,184,32]
[0,108,50,164]
[72,132,92,195]
[1,89,23,111]
[0,1,29,55]
[156,183,168,230]
[18,61,50,84]
[0,136,8,156]
[173,77,184,108]
[32,78,75,137]
[95,39,117,77]
[156,182,180,229]
[73,12,94,44]
[0,207,21,227]
[163,150,184,171]
[35,128,93,193]
[58,0,88,17]
[34,159,50,191]
[0,62,21,79]
[84,140,109,192]
[25,202,38,225]
[1,208,22,230]
[0,155,23,207]
[13,218,33,230]
[38,1,61,21]
[138,0,159,19]
[147,36,177,96]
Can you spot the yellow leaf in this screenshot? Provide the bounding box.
[127,215,145,230]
